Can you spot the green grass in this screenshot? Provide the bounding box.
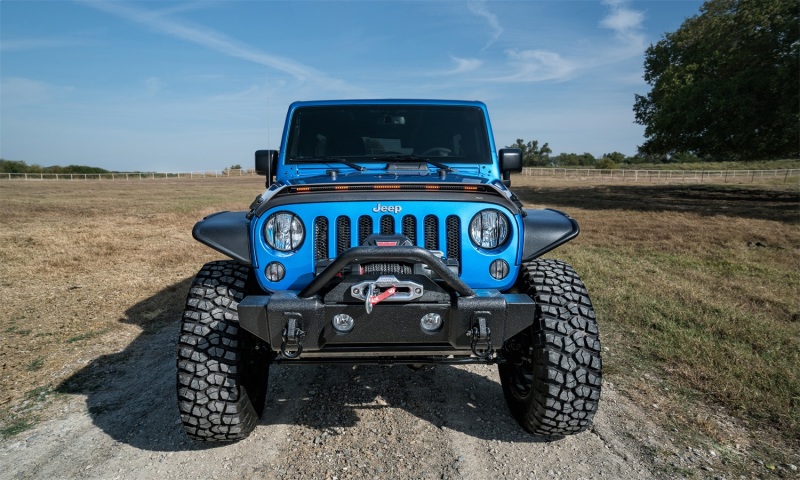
[0,418,37,439]
[65,328,110,344]
[556,243,800,441]
[26,357,44,372]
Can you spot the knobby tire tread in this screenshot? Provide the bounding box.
[500,259,602,436]
[176,260,268,442]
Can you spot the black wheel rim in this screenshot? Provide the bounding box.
[509,357,535,399]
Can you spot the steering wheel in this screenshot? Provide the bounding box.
[420,147,452,157]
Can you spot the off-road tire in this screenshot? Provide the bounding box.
[177,261,272,442]
[499,259,602,436]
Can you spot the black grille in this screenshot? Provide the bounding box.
[358,216,372,244]
[446,215,460,265]
[336,216,350,256]
[314,217,329,260]
[402,215,416,244]
[424,215,438,250]
[313,213,461,266]
[380,215,394,234]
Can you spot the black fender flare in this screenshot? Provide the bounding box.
[192,211,252,265]
[521,209,580,261]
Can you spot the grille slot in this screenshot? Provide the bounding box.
[380,215,395,234]
[336,216,351,256]
[446,216,461,267]
[424,215,439,250]
[358,216,373,244]
[314,217,329,260]
[402,215,416,244]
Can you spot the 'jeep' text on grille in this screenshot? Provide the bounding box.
[372,203,402,214]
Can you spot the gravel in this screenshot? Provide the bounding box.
[0,322,673,480]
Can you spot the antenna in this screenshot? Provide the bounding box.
[265,66,271,149]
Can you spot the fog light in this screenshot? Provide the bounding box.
[265,262,286,282]
[332,314,355,333]
[489,259,509,280]
[420,313,443,332]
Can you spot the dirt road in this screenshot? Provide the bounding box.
[0,317,672,480]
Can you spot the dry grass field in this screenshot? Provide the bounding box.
[1,175,798,473]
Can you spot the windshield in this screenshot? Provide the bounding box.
[285,105,491,164]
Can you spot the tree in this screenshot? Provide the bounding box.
[601,152,627,164]
[508,139,552,167]
[633,0,799,160]
[595,158,618,170]
[551,152,596,167]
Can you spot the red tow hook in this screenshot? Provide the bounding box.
[369,286,397,305]
[365,285,397,314]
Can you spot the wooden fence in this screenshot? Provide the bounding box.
[2,167,798,184]
[0,169,259,181]
[520,168,800,184]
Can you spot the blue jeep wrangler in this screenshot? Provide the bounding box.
[178,99,602,442]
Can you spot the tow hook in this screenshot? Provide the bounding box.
[280,317,305,358]
[364,283,396,314]
[467,315,493,359]
[351,275,423,314]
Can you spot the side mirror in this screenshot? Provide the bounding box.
[255,150,278,187]
[499,148,522,187]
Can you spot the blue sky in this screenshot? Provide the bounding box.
[1,0,704,172]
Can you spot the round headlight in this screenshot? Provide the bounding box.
[469,209,509,249]
[264,212,304,252]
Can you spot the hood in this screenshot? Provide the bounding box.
[282,167,492,187]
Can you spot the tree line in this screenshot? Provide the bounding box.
[505,139,702,169]
[0,159,110,174]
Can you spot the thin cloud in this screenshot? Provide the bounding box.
[446,56,483,75]
[599,0,645,54]
[467,0,502,49]
[78,0,350,90]
[487,49,577,83]
[149,1,218,18]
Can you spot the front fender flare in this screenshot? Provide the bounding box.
[521,209,580,261]
[192,211,252,265]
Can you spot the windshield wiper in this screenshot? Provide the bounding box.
[306,156,366,172]
[376,154,456,173]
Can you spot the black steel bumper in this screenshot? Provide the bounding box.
[237,245,535,363]
[238,290,534,361]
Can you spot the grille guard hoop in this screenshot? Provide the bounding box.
[298,246,476,299]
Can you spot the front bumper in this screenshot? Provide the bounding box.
[237,246,534,364]
[238,289,534,363]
